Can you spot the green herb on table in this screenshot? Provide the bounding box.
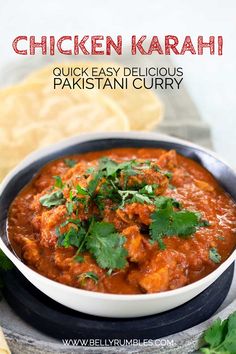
[200,311,236,354]
[0,250,13,273]
[0,250,14,295]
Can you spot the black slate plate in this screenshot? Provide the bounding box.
[2,264,234,344]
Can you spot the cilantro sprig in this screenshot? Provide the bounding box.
[209,247,222,264]
[56,219,128,270]
[150,198,209,249]
[78,271,99,285]
[40,156,210,271]
[86,222,128,269]
[39,190,65,208]
[0,250,13,272]
[64,158,77,168]
[200,311,236,354]
[0,250,14,292]
[53,176,65,189]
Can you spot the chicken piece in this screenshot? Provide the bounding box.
[21,238,41,266]
[68,254,105,291]
[40,205,67,248]
[138,249,188,293]
[181,239,211,272]
[158,150,178,170]
[139,267,169,293]
[122,226,147,263]
[54,247,76,270]
[194,179,214,192]
[63,160,91,180]
[118,203,155,226]
[171,168,192,187]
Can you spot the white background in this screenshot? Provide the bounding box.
[0,0,235,165]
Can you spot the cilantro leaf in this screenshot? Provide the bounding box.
[86,222,128,270]
[74,255,84,263]
[0,250,13,271]
[40,190,65,208]
[99,157,119,176]
[86,167,95,174]
[0,250,14,292]
[99,157,134,177]
[87,171,103,196]
[76,184,89,195]
[64,158,77,168]
[170,210,201,237]
[130,193,153,204]
[224,313,236,353]
[200,311,236,354]
[204,318,228,348]
[154,196,181,209]
[66,201,74,215]
[209,248,221,264]
[150,199,207,249]
[57,226,86,248]
[164,171,173,179]
[79,271,99,284]
[53,176,64,189]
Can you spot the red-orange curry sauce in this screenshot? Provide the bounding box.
[8,148,236,294]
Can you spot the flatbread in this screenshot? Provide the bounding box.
[24,62,164,130]
[0,327,11,354]
[0,80,129,180]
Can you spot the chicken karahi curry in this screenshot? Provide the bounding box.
[8,148,236,294]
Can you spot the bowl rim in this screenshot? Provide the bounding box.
[1,130,236,301]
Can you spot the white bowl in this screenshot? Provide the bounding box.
[0,131,236,318]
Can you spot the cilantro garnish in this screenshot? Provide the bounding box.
[0,250,14,293]
[56,219,127,270]
[154,195,181,209]
[86,222,128,270]
[51,156,210,269]
[118,189,153,207]
[64,158,77,168]
[0,250,13,272]
[53,175,64,189]
[66,201,74,215]
[200,311,236,353]
[57,225,86,249]
[87,171,103,197]
[99,157,136,178]
[217,235,225,241]
[209,248,221,264]
[78,271,99,284]
[150,198,208,249]
[74,255,84,263]
[164,171,173,179]
[76,185,89,195]
[39,190,66,208]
